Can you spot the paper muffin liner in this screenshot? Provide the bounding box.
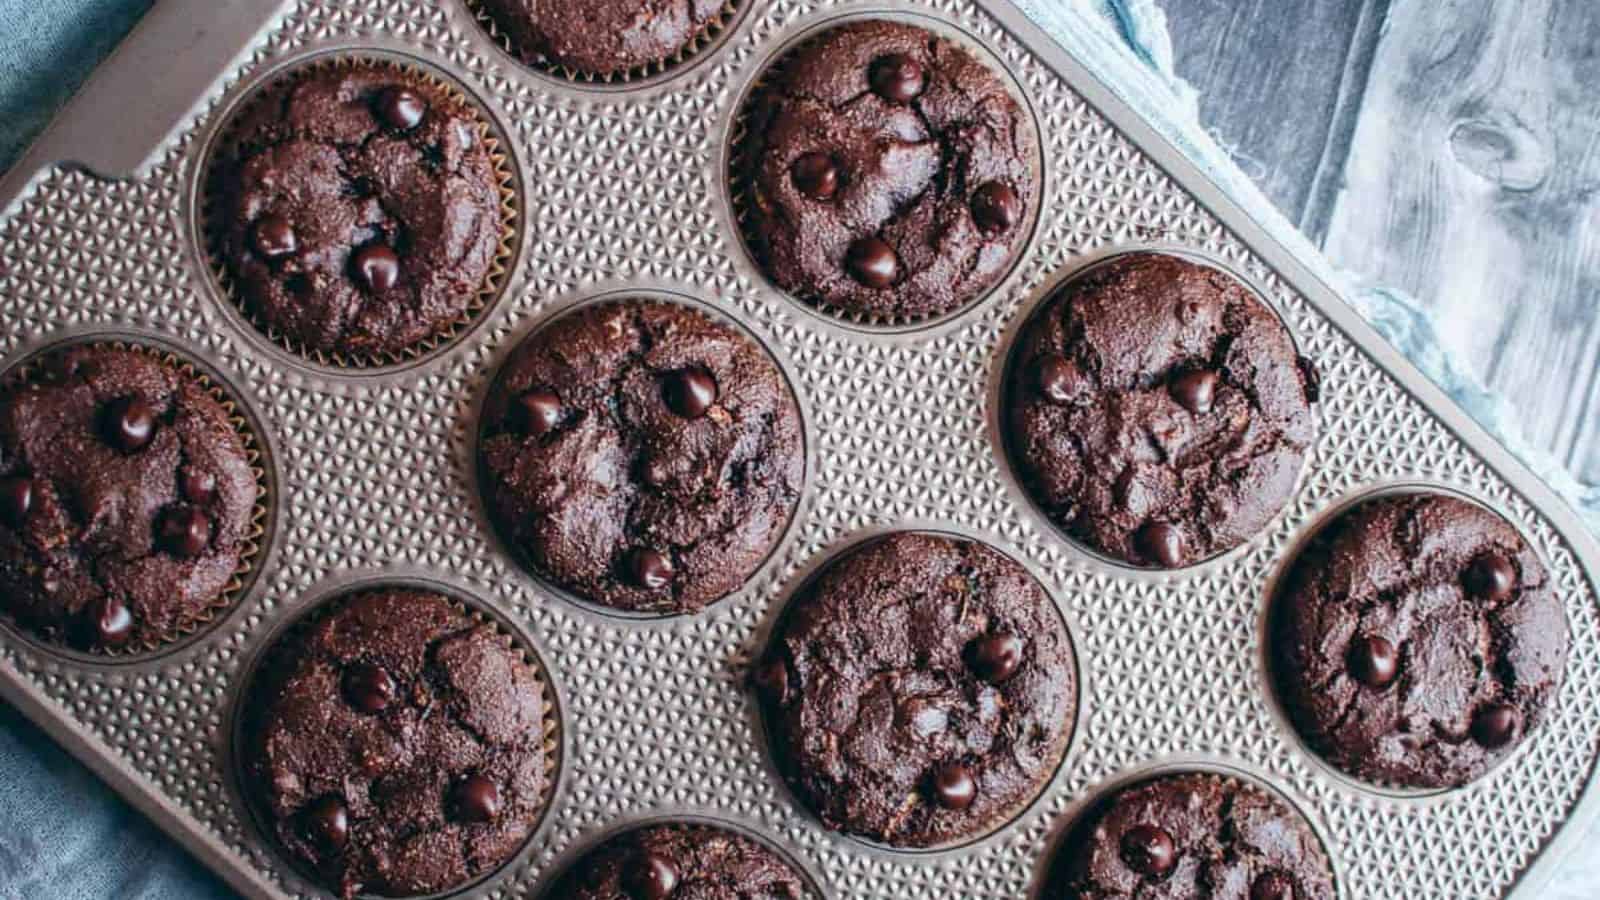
[463,0,742,85]
[234,581,563,899]
[1041,771,1338,897]
[202,55,519,370]
[0,339,271,658]
[728,14,1044,332]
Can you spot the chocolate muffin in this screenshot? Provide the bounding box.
[479,299,804,615]
[1006,253,1318,568]
[1272,493,1568,789]
[0,346,257,651]
[549,823,807,899]
[755,532,1076,847]
[245,590,551,899]
[1051,774,1335,899]
[476,0,726,76]
[741,20,1038,321]
[216,61,504,358]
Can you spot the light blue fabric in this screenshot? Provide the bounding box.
[0,2,1595,899]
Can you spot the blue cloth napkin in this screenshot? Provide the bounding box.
[0,2,1594,898]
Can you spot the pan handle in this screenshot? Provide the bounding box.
[0,0,289,212]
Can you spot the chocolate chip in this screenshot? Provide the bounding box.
[1035,355,1087,405]
[966,633,1024,684]
[1251,871,1296,900]
[351,243,401,293]
[1471,703,1520,749]
[181,469,217,505]
[1463,551,1516,603]
[621,851,679,900]
[931,762,976,810]
[102,396,156,453]
[303,795,350,854]
[846,236,900,288]
[449,774,501,823]
[663,369,717,419]
[1135,522,1184,568]
[374,86,428,131]
[627,548,675,591]
[971,182,1021,234]
[869,53,926,103]
[0,477,32,528]
[790,152,841,200]
[1347,634,1399,689]
[1170,369,1218,415]
[250,214,297,260]
[158,507,211,558]
[515,389,563,436]
[342,662,397,714]
[1120,824,1176,877]
[77,595,133,648]
[752,658,790,704]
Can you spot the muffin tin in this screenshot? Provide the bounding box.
[0,1,1596,898]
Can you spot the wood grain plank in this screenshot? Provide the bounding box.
[1161,0,1387,231]
[1321,0,1600,481]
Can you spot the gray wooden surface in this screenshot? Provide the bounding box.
[1162,1,1600,896]
[1167,0,1600,487]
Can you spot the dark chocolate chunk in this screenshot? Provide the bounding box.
[303,795,350,854]
[341,662,398,714]
[967,633,1024,684]
[621,851,679,900]
[627,548,675,591]
[1346,634,1399,689]
[251,214,298,260]
[103,396,156,453]
[790,152,841,201]
[1251,871,1296,900]
[1135,522,1185,568]
[351,243,401,293]
[869,53,926,103]
[78,595,134,648]
[931,762,977,810]
[662,369,717,419]
[1464,551,1516,603]
[971,182,1021,234]
[515,389,564,436]
[0,476,32,527]
[1169,369,1218,415]
[846,236,900,289]
[1471,703,1520,749]
[158,507,212,559]
[1120,824,1176,878]
[374,86,428,131]
[450,774,502,823]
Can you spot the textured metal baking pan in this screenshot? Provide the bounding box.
[0,1,1596,898]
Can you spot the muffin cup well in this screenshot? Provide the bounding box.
[0,337,271,660]
[472,290,810,623]
[992,243,1320,577]
[463,0,745,87]
[1259,482,1567,800]
[727,11,1044,334]
[1038,766,1338,900]
[533,814,827,900]
[231,579,564,900]
[749,526,1082,857]
[201,54,520,371]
